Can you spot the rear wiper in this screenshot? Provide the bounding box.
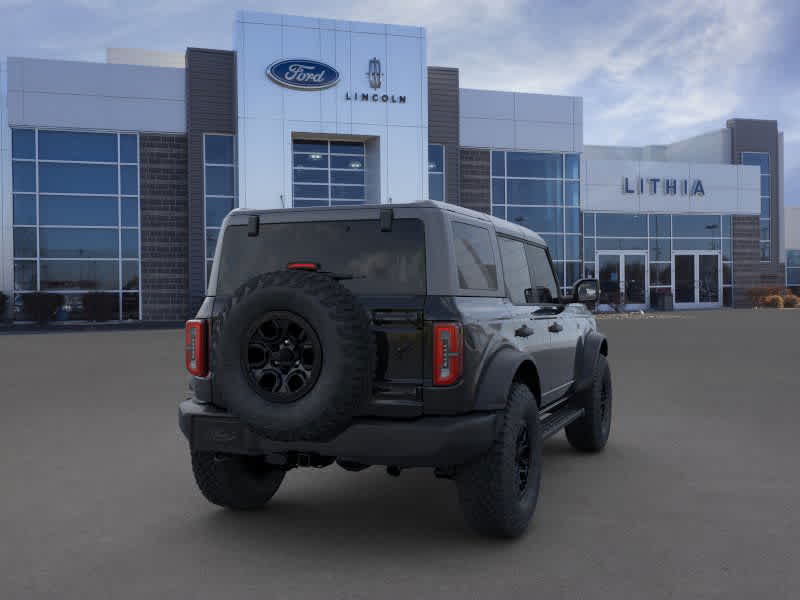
[319,271,366,281]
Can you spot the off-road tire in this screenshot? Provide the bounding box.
[191,452,285,510]
[566,354,612,452]
[213,270,374,442]
[455,382,542,538]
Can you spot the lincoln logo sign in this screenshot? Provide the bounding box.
[623,177,705,196]
[266,59,340,90]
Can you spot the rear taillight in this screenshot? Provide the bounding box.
[433,322,462,386]
[185,319,208,377]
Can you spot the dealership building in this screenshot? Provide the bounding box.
[0,11,794,321]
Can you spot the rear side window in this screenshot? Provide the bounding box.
[498,237,532,304]
[452,222,498,290]
[525,244,559,303]
[216,219,426,295]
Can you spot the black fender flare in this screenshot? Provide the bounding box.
[473,347,541,412]
[573,331,608,394]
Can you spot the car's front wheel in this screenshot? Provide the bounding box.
[455,382,542,538]
[191,452,285,510]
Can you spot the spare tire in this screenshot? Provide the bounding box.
[212,270,374,442]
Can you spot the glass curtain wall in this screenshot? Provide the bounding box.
[204,134,237,284]
[491,151,581,293]
[741,152,770,261]
[787,250,800,290]
[11,129,141,320]
[583,212,733,307]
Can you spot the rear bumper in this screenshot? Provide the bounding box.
[179,399,498,467]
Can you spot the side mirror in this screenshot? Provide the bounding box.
[573,279,599,305]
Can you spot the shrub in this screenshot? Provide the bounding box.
[82,292,118,322]
[21,293,64,324]
[782,294,799,308]
[762,295,784,309]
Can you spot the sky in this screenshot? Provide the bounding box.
[1,0,798,205]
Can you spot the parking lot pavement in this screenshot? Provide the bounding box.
[1,309,799,599]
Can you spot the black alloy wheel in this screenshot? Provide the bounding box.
[515,424,531,496]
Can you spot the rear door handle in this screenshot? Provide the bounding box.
[548,322,563,333]
[515,325,534,338]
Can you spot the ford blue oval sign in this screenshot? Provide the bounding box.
[267,59,340,90]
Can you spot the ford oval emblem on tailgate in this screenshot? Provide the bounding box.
[267,59,340,90]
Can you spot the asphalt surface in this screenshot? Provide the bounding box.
[1,309,799,599]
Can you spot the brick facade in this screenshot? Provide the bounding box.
[459,149,490,214]
[139,134,189,321]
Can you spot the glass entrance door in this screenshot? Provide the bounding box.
[597,252,648,310]
[672,252,721,309]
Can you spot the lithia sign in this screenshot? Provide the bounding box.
[266,57,406,103]
[623,177,705,196]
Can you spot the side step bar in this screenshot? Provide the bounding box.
[540,406,584,439]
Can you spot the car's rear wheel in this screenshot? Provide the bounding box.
[565,354,612,452]
[455,382,541,538]
[191,451,285,510]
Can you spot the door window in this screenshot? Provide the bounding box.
[525,244,559,303]
[452,222,498,290]
[498,237,532,304]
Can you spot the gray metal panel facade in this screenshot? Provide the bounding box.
[427,67,460,205]
[186,48,237,312]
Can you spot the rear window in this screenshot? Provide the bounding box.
[215,219,426,295]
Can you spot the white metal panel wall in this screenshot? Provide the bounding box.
[235,11,429,209]
[6,58,185,133]
[459,88,582,153]
[582,157,760,215]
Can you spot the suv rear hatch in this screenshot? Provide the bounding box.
[210,215,427,416]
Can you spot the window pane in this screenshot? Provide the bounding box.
[206,197,234,227]
[583,237,594,262]
[525,244,559,302]
[723,263,732,285]
[721,215,732,237]
[293,140,328,154]
[205,166,234,195]
[13,227,37,258]
[565,262,582,287]
[596,238,647,251]
[491,206,506,220]
[13,194,36,225]
[452,222,498,290]
[650,263,671,285]
[565,181,579,206]
[565,207,580,233]
[40,228,118,258]
[583,212,595,236]
[428,144,444,172]
[331,155,363,170]
[649,214,671,237]
[12,129,35,159]
[38,130,117,162]
[507,180,562,205]
[492,179,505,205]
[649,238,671,261]
[491,151,505,177]
[565,234,580,260]
[506,206,563,233]
[122,261,139,290]
[565,154,580,179]
[760,242,770,261]
[331,200,363,206]
[122,293,140,320]
[498,237,532,304]
[121,198,139,227]
[12,161,35,192]
[332,170,365,185]
[429,173,444,201]
[541,235,564,261]
[760,175,770,196]
[787,251,800,268]
[121,165,138,195]
[293,153,329,168]
[205,135,234,164]
[761,197,770,218]
[206,229,219,259]
[14,261,37,290]
[723,287,732,307]
[40,195,118,226]
[40,260,119,290]
[294,199,328,208]
[122,229,139,258]
[39,163,118,194]
[330,141,364,155]
[507,152,562,178]
[741,152,769,174]
[673,238,721,251]
[331,185,364,200]
[120,134,138,163]
[787,268,800,285]
[293,168,328,184]
[595,213,647,237]
[759,219,770,241]
[584,262,595,279]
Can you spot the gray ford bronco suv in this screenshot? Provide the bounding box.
[179,200,611,538]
